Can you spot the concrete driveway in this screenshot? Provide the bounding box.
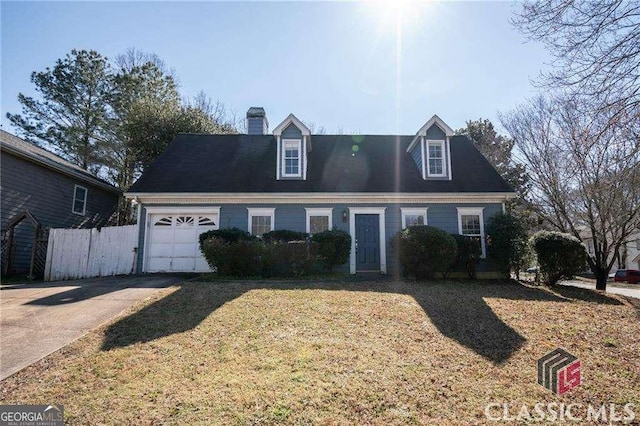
[0,274,185,380]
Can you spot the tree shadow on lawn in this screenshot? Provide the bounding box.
[551,284,625,305]
[100,279,622,365]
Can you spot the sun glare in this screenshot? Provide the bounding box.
[369,0,421,29]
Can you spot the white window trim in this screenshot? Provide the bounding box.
[401,208,428,229]
[72,185,87,215]
[457,207,486,258]
[348,207,387,274]
[281,138,302,178]
[305,208,333,234]
[247,208,275,236]
[420,137,426,179]
[446,137,453,181]
[426,139,446,177]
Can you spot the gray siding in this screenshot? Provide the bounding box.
[136,205,148,273]
[137,202,504,274]
[425,124,446,140]
[281,124,302,139]
[247,117,266,135]
[1,152,119,274]
[410,141,423,174]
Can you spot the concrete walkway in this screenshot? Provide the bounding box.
[0,274,185,380]
[560,279,640,299]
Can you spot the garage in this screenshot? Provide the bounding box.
[145,208,219,272]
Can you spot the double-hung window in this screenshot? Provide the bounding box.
[457,207,485,257]
[401,208,428,229]
[72,185,87,215]
[426,140,446,177]
[305,208,332,235]
[282,139,302,178]
[248,208,275,237]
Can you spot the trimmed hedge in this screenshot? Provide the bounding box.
[262,230,308,243]
[530,231,587,286]
[200,237,263,277]
[395,226,457,280]
[311,229,351,272]
[199,227,256,245]
[199,228,350,277]
[486,212,528,277]
[199,228,261,277]
[262,241,318,277]
[451,234,482,279]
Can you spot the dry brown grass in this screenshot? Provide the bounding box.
[1,280,639,425]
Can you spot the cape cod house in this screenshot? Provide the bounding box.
[126,108,515,275]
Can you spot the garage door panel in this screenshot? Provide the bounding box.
[148,257,172,272]
[174,229,197,243]
[148,242,174,257]
[173,243,196,257]
[172,257,196,271]
[150,229,173,242]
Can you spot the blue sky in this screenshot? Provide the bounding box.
[1,1,549,135]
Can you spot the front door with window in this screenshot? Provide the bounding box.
[355,214,380,271]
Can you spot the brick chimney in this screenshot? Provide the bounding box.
[246,107,268,135]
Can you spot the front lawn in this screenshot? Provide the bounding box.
[1,280,638,424]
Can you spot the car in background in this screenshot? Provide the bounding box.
[613,269,640,284]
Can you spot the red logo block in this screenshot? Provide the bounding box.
[557,359,581,395]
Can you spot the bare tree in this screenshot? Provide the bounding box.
[500,95,640,290]
[186,91,241,133]
[513,0,640,125]
[303,121,327,135]
[114,47,176,80]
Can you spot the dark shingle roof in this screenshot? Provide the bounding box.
[0,130,120,194]
[128,133,513,193]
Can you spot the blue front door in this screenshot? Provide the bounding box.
[355,214,380,271]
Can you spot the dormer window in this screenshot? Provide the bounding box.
[282,139,302,177]
[407,114,454,180]
[427,140,446,177]
[273,113,311,180]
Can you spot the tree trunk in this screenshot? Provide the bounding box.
[594,269,608,291]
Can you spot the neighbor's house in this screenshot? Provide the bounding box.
[625,233,640,270]
[126,108,515,275]
[582,230,640,272]
[1,130,120,276]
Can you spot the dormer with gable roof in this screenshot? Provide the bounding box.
[406,114,454,181]
[272,113,311,180]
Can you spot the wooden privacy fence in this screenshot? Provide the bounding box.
[44,225,138,281]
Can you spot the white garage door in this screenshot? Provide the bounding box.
[146,213,218,272]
